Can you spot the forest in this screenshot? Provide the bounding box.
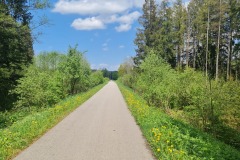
[119,0,240,151]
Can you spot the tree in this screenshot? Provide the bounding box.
[134,0,158,66]
[89,70,104,87]
[215,0,222,80]
[118,58,136,88]
[59,45,91,95]
[225,0,240,80]
[172,0,187,70]
[0,0,49,110]
[155,0,175,67]
[186,0,201,69]
[0,12,33,110]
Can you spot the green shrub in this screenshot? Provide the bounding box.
[13,66,65,109]
[136,53,177,109]
[118,82,240,160]
[90,70,105,87]
[119,51,240,149]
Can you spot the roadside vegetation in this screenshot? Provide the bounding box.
[0,2,111,159]
[118,0,240,158]
[0,46,108,160]
[118,82,240,160]
[0,82,107,160]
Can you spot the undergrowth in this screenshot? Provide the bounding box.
[117,81,240,160]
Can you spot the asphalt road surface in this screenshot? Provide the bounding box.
[14,81,155,160]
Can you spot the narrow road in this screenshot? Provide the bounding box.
[14,81,154,160]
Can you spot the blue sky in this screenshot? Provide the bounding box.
[32,0,189,71]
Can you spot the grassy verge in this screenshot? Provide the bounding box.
[117,81,240,160]
[0,82,107,160]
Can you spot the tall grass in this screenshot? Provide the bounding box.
[117,81,240,160]
[0,82,107,160]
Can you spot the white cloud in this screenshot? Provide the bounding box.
[117,11,141,24]
[114,11,140,32]
[53,0,143,32]
[99,63,109,69]
[115,24,131,32]
[53,0,144,15]
[91,63,119,71]
[71,12,141,32]
[71,17,105,30]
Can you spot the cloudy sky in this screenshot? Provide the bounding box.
[33,0,189,71]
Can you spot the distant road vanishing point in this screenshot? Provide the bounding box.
[14,81,155,160]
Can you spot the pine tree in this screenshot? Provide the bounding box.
[172,0,187,70]
[155,0,175,67]
[134,0,158,66]
[225,0,240,80]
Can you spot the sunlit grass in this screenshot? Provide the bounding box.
[0,82,107,160]
[117,81,240,160]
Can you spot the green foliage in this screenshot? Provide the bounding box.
[13,65,65,109]
[12,48,105,110]
[134,0,240,79]
[134,0,158,65]
[90,71,105,87]
[118,58,137,88]
[136,53,177,108]
[0,0,50,111]
[101,69,118,80]
[118,82,240,160]
[0,11,33,110]
[120,52,240,149]
[0,83,107,160]
[35,51,65,71]
[59,46,91,94]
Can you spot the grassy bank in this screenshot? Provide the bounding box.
[117,82,240,160]
[0,82,107,160]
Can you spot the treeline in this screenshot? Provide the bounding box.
[0,1,108,112]
[0,0,49,110]
[13,46,107,110]
[0,47,107,129]
[134,0,240,80]
[101,69,118,80]
[119,0,240,150]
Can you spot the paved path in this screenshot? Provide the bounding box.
[14,81,154,160]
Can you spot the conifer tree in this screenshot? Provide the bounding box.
[134,0,158,66]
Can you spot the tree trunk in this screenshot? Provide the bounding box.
[186,25,190,68]
[227,30,232,80]
[193,35,196,69]
[216,0,222,80]
[206,7,210,77]
[177,45,181,70]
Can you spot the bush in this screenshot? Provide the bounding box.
[118,82,240,160]
[13,65,65,109]
[136,53,177,109]
[119,51,240,149]
[90,70,105,87]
